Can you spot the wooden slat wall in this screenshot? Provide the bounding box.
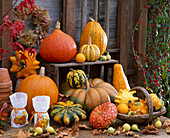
[0,0,13,68]
[2,0,147,87]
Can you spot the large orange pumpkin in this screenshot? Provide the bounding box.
[60,78,117,114]
[79,18,107,55]
[17,67,59,116]
[39,21,77,62]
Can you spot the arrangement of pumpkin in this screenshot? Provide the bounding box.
[79,18,107,55]
[39,21,77,62]
[50,101,86,125]
[60,74,118,114]
[16,67,59,116]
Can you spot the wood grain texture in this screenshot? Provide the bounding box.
[63,0,76,39]
[134,0,147,86]
[0,0,13,68]
[81,0,87,32]
[117,0,130,75]
[104,0,110,41]
[93,0,99,21]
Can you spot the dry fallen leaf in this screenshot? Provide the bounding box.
[25,130,33,137]
[126,131,134,136]
[0,129,4,134]
[114,126,123,135]
[56,126,66,132]
[142,124,159,134]
[166,127,170,134]
[134,134,140,138]
[163,120,170,128]
[91,129,103,135]
[13,129,27,138]
[78,124,91,130]
[102,129,107,134]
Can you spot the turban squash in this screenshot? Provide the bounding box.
[50,101,86,125]
[17,67,59,116]
[79,18,107,55]
[60,78,118,114]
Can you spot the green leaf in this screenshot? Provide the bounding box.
[164,10,169,18]
[135,28,139,30]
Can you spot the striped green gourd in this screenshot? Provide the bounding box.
[66,69,86,88]
[50,101,86,125]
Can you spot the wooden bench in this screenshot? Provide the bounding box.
[45,59,118,89]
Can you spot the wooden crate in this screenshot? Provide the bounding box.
[45,59,118,89]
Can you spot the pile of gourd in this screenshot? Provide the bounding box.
[112,64,164,115]
[15,17,164,129]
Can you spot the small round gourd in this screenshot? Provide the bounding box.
[79,37,100,62]
[75,53,86,63]
[66,69,87,88]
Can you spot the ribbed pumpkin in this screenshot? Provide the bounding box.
[113,64,131,92]
[39,21,77,62]
[79,18,107,55]
[79,37,100,61]
[66,69,87,88]
[60,78,118,114]
[17,67,59,116]
[50,101,86,125]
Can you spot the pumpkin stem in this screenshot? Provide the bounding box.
[39,67,45,76]
[88,37,92,45]
[86,78,90,90]
[55,21,60,29]
[89,17,95,22]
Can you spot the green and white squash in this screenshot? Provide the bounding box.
[66,69,86,88]
[50,101,86,125]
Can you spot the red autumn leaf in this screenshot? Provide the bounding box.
[11,42,25,52]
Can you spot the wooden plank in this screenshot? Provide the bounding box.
[63,0,76,39]
[81,0,87,32]
[62,0,66,32]
[134,0,147,85]
[93,0,99,21]
[49,59,118,67]
[104,0,110,40]
[116,0,130,75]
[0,0,13,68]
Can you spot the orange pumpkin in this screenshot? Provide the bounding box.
[17,67,59,116]
[79,18,107,55]
[60,78,117,114]
[39,21,77,62]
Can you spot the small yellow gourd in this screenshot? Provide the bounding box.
[114,89,138,105]
[149,94,164,111]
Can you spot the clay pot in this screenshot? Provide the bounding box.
[0,68,11,83]
[0,68,13,103]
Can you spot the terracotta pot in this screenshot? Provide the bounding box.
[0,68,11,83]
[0,87,12,93]
[0,92,12,101]
[0,81,12,88]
